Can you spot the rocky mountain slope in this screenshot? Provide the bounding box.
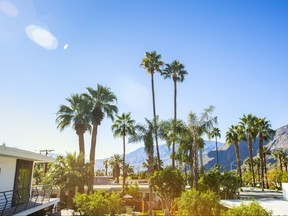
[203,124,288,170]
[95,124,288,173]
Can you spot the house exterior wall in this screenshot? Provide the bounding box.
[0,156,16,191]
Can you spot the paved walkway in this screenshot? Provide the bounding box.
[221,187,288,215]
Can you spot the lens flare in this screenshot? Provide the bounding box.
[0,1,18,17]
[25,25,58,50]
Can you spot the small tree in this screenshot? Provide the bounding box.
[177,189,221,216]
[151,167,185,212]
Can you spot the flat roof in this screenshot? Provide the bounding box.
[0,146,55,162]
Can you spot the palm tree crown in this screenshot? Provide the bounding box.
[56,94,92,156]
[162,60,187,82]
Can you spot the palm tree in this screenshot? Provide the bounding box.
[129,118,156,216]
[188,106,217,189]
[112,112,135,193]
[84,84,118,190]
[263,146,271,188]
[239,114,257,187]
[256,117,274,190]
[161,60,188,169]
[141,51,164,170]
[109,154,122,183]
[159,119,187,168]
[56,94,92,158]
[226,125,243,183]
[46,153,90,208]
[210,127,221,167]
[273,149,286,171]
[103,159,109,176]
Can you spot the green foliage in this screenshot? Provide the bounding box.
[151,167,185,200]
[282,171,288,182]
[267,169,283,189]
[177,189,221,216]
[199,168,241,199]
[223,201,272,216]
[73,190,122,216]
[125,183,141,201]
[242,171,253,186]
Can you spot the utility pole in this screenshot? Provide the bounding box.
[39,149,54,173]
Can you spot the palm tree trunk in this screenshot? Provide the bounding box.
[248,135,256,187]
[78,131,85,157]
[264,153,269,189]
[89,123,98,192]
[122,132,126,193]
[151,73,161,170]
[78,131,85,193]
[172,79,177,170]
[259,134,265,191]
[148,151,153,216]
[200,148,204,174]
[193,135,199,189]
[234,141,242,184]
[67,187,75,209]
[216,137,219,166]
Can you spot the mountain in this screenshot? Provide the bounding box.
[95,140,224,172]
[203,124,288,170]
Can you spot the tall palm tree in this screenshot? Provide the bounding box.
[112,112,135,193]
[129,118,155,216]
[84,84,118,190]
[109,154,122,183]
[56,94,92,157]
[256,117,274,190]
[226,125,243,183]
[210,127,221,167]
[188,106,217,189]
[141,51,164,170]
[161,60,188,169]
[239,114,257,187]
[56,94,91,192]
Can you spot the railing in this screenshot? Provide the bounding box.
[0,185,53,216]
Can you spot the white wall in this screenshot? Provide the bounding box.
[0,156,17,191]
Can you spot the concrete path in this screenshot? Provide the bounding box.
[221,187,288,216]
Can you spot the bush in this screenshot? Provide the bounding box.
[73,190,122,216]
[177,189,221,216]
[223,201,272,216]
[282,171,288,182]
[199,168,241,199]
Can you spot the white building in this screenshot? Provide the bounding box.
[0,146,59,216]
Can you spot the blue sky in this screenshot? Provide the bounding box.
[1,0,287,160]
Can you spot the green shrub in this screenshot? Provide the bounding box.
[282,171,288,182]
[223,201,272,216]
[73,190,122,216]
[199,168,241,199]
[177,189,221,216]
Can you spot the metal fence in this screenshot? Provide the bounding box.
[0,185,53,216]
